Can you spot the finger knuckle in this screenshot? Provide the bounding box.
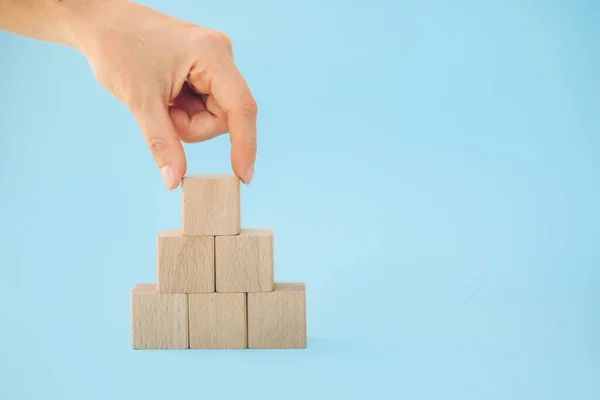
[217,31,232,48]
[241,98,258,118]
[248,139,258,153]
[147,137,170,161]
[203,29,233,51]
[222,36,233,55]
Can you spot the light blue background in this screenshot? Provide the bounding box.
[1,0,599,398]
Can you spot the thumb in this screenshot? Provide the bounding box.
[133,101,187,190]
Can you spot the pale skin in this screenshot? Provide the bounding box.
[0,0,257,189]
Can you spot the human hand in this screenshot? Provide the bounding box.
[76,1,257,189]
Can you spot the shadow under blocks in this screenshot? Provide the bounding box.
[130,174,307,350]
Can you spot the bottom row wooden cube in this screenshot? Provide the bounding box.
[131,283,306,349]
[189,292,246,348]
[248,283,306,349]
[130,284,189,349]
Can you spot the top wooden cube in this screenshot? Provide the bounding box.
[181,174,241,236]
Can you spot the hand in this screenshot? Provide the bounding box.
[78,1,257,189]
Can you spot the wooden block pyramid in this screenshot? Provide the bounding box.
[130,174,307,349]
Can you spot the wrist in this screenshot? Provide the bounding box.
[59,0,129,54]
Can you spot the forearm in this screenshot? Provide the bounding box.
[0,0,124,51]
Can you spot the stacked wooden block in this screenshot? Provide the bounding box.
[130,174,306,349]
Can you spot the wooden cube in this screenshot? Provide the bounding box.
[248,282,306,349]
[130,284,188,349]
[215,228,274,293]
[156,229,214,293]
[181,174,240,236]
[189,293,247,349]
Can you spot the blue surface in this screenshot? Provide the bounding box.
[1,0,599,399]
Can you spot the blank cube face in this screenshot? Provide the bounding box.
[182,174,240,236]
[189,293,247,349]
[157,230,214,293]
[248,283,306,349]
[216,229,274,293]
[131,284,189,349]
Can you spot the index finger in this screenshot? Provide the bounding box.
[191,60,257,184]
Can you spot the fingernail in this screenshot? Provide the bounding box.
[244,163,254,185]
[160,165,176,190]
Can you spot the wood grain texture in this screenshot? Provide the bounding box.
[248,282,306,349]
[181,174,240,236]
[156,229,214,293]
[189,292,247,349]
[215,228,274,293]
[130,284,189,349]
